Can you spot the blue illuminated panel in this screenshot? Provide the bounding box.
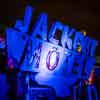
[21,38,43,72]
[6,28,28,63]
[21,39,67,73]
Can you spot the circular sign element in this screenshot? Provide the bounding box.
[46,47,59,71]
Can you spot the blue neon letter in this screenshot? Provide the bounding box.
[14,6,33,33]
[61,26,75,49]
[32,13,48,40]
[48,21,64,45]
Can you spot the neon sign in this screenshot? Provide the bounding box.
[6,5,98,74]
[6,5,98,97]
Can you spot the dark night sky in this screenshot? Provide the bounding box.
[0,0,100,55]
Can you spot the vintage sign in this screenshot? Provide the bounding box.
[6,5,98,97]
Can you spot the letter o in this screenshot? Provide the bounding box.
[46,48,59,71]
